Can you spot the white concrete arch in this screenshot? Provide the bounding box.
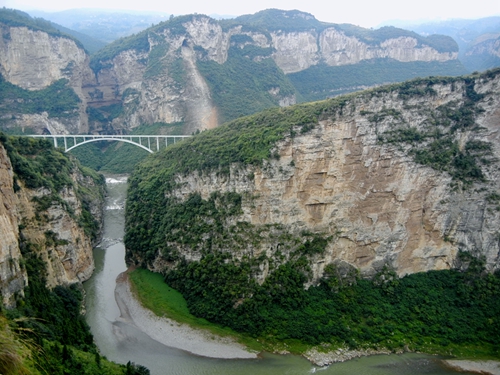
[66,138,153,153]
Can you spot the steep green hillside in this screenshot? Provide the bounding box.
[197,40,297,123]
[124,70,500,357]
[289,59,467,101]
[0,75,81,124]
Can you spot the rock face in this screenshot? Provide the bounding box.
[140,71,500,280]
[0,145,26,306]
[85,16,233,132]
[1,10,463,136]
[87,13,459,131]
[0,25,95,133]
[0,141,104,306]
[274,30,457,74]
[0,27,93,91]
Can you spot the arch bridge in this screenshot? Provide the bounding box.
[27,134,191,153]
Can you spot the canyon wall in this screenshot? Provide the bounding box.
[0,10,464,136]
[127,70,500,282]
[0,139,104,306]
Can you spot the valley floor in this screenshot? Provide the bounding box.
[114,271,258,359]
[116,269,500,371]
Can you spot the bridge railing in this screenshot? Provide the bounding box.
[27,134,192,153]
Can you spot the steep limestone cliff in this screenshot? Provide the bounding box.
[0,144,26,306]
[0,136,104,306]
[274,29,458,74]
[0,26,93,91]
[87,11,462,133]
[0,9,464,137]
[126,69,500,283]
[0,23,95,134]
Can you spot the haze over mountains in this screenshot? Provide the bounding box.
[387,17,500,72]
[26,8,500,72]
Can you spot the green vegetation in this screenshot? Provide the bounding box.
[70,122,184,174]
[1,239,148,375]
[128,268,262,350]
[70,142,150,174]
[373,75,495,186]
[0,132,105,241]
[0,133,73,191]
[125,69,500,359]
[0,75,81,119]
[124,99,323,207]
[144,43,169,78]
[129,250,500,358]
[87,103,123,123]
[162,255,500,357]
[0,133,146,374]
[197,44,297,123]
[0,8,85,51]
[89,31,149,74]
[289,59,467,101]
[225,9,328,33]
[127,269,282,353]
[89,14,197,75]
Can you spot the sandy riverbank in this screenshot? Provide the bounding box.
[443,360,500,375]
[114,271,258,360]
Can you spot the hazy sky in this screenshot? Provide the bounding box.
[2,0,500,28]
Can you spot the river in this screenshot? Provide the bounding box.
[83,176,475,375]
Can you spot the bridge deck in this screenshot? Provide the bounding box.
[27,134,192,153]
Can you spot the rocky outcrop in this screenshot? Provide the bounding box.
[0,26,93,91]
[0,145,26,306]
[0,141,104,307]
[0,25,96,133]
[0,10,462,136]
[274,29,458,74]
[147,71,500,280]
[86,12,460,132]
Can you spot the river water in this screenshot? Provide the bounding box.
[83,176,474,375]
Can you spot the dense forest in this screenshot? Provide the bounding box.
[164,252,500,356]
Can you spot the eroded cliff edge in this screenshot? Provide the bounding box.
[0,9,466,137]
[0,134,104,306]
[126,69,500,281]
